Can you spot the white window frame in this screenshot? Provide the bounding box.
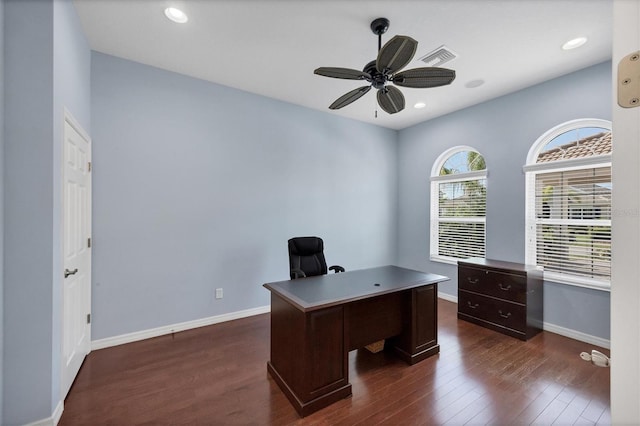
[523,118,612,291]
[430,146,487,265]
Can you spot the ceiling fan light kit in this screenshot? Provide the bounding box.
[314,17,456,115]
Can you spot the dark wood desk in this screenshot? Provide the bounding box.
[263,265,449,416]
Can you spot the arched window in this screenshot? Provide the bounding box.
[430,146,487,263]
[524,118,612,290]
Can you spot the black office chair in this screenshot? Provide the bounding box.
[288,236,345,279]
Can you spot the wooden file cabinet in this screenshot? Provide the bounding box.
[457,258,543,341]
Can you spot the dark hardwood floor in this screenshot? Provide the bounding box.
[60,299,610,425]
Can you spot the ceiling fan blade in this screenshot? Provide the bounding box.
[315,67,371,80]
[392,67,456,88]
[376,35,418,75]
[329,85,372,109]
[377,86,405,114]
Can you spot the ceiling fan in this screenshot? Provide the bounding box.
[314,18,456,114]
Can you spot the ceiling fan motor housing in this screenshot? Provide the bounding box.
[363,60,386,89]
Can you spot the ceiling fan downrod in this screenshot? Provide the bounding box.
[370,17,389,52]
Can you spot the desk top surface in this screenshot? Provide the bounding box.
[263,265,449,312]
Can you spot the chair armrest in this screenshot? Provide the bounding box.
[291,268,307,279]
[329,265,345,273]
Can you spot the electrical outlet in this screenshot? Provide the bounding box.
[215,288,223,299]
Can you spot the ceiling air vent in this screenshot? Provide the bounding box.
[418,45,458,67]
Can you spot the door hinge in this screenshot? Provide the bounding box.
[87,313,91,324]
[618,51,640,108]
[88,161,92,172]
[87,237,91,248]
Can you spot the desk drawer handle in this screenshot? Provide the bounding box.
[498,310,511,319]
[467,301,479,309]
[498,283,511,291]
[467,277,479,285]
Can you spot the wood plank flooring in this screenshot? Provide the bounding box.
[59,299,610,425]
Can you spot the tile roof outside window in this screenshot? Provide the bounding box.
[536,131,612,163]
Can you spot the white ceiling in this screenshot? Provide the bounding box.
[73,0,612,130]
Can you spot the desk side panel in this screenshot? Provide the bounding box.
[308,306,347,397]
[268,293,351,416]
[415,284,438,352]
[393,284,440,364]
[270,293,305,391]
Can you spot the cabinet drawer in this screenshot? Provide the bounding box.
[458,290,526,333]
[458,266,527,303]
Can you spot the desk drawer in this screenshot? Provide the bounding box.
[458,290,526,333]
[458,266,526,303]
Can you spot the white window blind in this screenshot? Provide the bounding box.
[529,166,611,282]
[431,175,486,262]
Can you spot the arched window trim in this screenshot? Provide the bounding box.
[430,146,487,265]
[524,118,612,291]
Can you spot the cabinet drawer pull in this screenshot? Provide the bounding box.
[498,310,511,319]
[467,277,479,284]
[498,283,511,291]
[467,301,479,309]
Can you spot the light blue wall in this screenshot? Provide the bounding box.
[3,0,90,424]
[4,1,55,422]
[396,61,612,340]
[90,52,398,340]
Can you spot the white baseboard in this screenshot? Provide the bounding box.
[542,321,610,349]
[438,292,458,303]
[91,305,271,350]
[53,400,64,426]
[436,293,610,349]
[25,400,63,426]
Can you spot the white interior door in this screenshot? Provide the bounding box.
[611,1,640,422]
[61,112,92,398]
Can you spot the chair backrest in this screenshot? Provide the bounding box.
[288,236,328,279]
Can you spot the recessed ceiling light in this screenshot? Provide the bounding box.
[414,102,426,109]
[164,7,188,24]
[465,79,485,89]
[562,37,587,50]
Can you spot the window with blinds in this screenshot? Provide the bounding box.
[524,119,612,289]
[532,167,611,280]
[431,148,487,263]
